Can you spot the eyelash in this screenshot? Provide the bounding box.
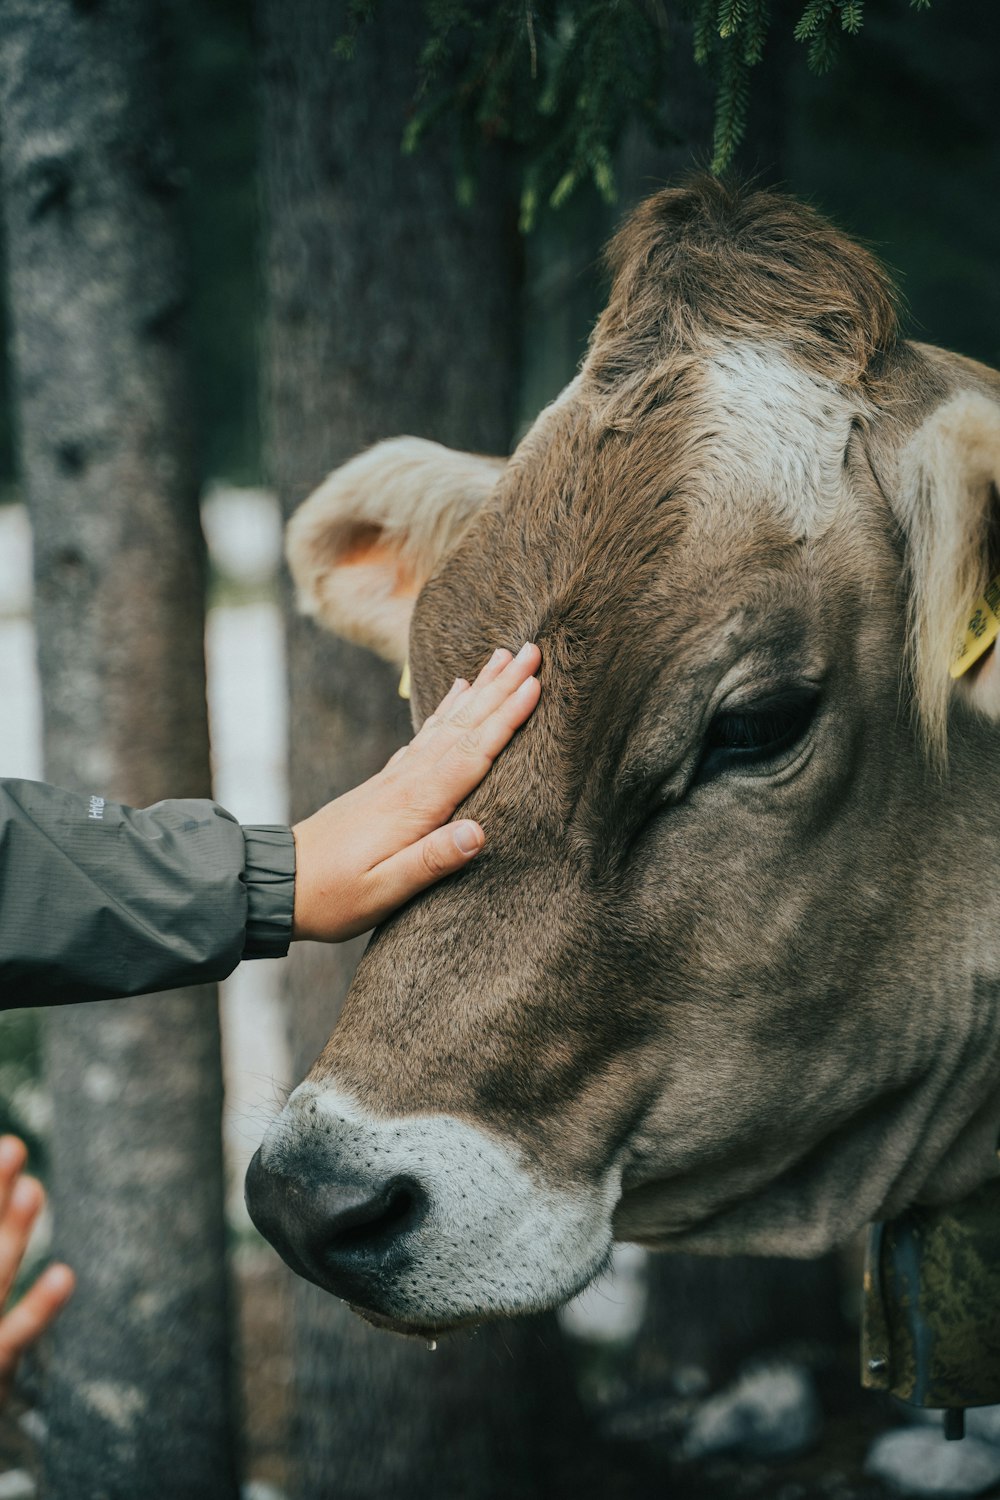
[626,690,819,853]
[694,692,820,784]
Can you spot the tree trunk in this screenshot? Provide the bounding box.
[257,5,599,1497]
[0,4,238,1496]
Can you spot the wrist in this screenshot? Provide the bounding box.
[290,821,314,941]
[290,816,345,943]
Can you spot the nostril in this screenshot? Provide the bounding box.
[324,1176,427,1259]
[246,1151,430,1296]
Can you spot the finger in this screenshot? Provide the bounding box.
[0,1263,75,1396]
[355,646,540,875]
[432,674,540,796]
[408,677,471,750]
[464,672,542,766]
[470,647,514,690]
[0,1176,44,1311]
[413,645,539,762]
[0,1138,27,1220]
[410,650,515,752]
[378,657,511,783]
[448,643,540,733]
[435,674,474,714]
[364,820,485,923]
[376,659,540,850]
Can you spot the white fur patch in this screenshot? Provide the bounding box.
[703,343,858,534]
[260,1082,620,1327]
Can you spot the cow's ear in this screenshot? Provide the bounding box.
[285,438,505,665]
[899,391,1000,758]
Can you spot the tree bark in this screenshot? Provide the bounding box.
[0,3,238,1496]
[257,5,600,1498]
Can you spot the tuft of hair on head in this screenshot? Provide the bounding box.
[587,176,901,397]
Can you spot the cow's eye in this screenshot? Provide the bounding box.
[696,691,819,783]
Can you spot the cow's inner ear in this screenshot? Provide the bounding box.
[334,523,422,595]
[285,437,505,666]
[899,390,1000,758]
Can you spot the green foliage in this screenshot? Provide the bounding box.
[694,0,931,168]
[341,0,933,224]
[342,1,672,231]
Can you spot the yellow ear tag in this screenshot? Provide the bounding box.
[950,574,1000,679]
[398,661,411,699]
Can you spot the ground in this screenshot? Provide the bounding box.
[0,1266,905,1497]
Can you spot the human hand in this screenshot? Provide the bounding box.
[0,1136,74,1408]
[292,643,541,941]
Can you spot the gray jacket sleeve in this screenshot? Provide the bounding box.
[0,778,296,1009]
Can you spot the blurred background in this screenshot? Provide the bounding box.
[2,1,1000,1497]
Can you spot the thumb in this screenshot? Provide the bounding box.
[370,820,485,914]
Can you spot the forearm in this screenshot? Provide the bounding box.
[0,645,539,1005]
[0,779,294,1009]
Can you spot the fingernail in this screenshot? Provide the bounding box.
[489,649,509,667]
[515,642,536,663]
[454,677,469,691]
[453,821,483,856]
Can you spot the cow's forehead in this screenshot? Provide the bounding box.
[413,346,871,726]
[512,342,860,540]
[500,344,862,602]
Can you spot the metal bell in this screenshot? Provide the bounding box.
[861,1177,1000,1439]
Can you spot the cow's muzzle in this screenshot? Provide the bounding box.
[246,1082,620,1330]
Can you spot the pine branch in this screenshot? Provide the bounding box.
[711,34,750,172]
[717,0,746,39]
[692,0,718,64]
[338,0,934,228]
[840,1,864,36]
[742,0,771,67]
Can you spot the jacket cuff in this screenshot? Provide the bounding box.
[241,825,296,959]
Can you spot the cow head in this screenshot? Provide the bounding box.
[247,180,1000,1337]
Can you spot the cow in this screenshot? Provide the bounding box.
[246,178,1000,1340]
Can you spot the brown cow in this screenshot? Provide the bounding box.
[246,179,1000,1338]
